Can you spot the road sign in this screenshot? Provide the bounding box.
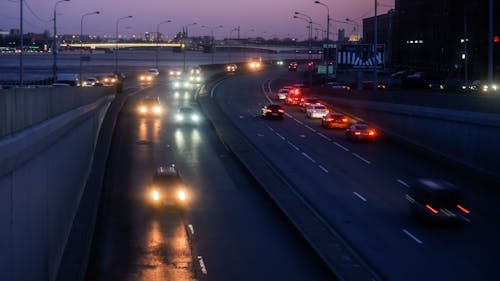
[337,44,384,69]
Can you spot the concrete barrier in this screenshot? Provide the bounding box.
[0,86,114,137]
[0,94,114,281]
[322,96,500,181]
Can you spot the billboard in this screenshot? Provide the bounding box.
[337,44,384,69]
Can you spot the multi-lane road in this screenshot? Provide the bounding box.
[211,69,500,281]
[85,75,334,281]
[84,66,500,281]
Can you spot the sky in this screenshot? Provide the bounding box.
[1,0,394,40]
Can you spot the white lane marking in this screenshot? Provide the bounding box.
[268,126,274,132]
[287,141,300,151]
[352,153,371,165]
[299,134,307,138]
[239,115,244,119]
[305,125,317,132]
[462,216,471,223]
[257,133,264,137]
[188,224,194,235]
[294,119,304,125]
[285,113,292,118]
[334,141,350,151]
[275,132,286,140]
[397,179,410,188]
[353,192,367,202]
[301,152,316,163]
[318,165,329,173]
[317,132,332,141]
[403,229,423,244]
[197,256,208,274]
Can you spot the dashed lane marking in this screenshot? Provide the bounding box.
[397,179,410,188]
[334,141,350,151]
[353,192,367,202]
[403,229,423,244]
[188,224,194,235]
[287,141,300,151]
[301,152,316,163]
[352,153,371,165]
[319,165,329,173]
[317,132,332,141]
[275,133,286,140]
[197,256,208,274]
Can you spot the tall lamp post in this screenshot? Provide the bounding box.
[345,18,360,41]
[228,27,239,63]
[156,19,172,69]
[19,0,24,86]
[314,1,331,63]
[53,0,70,79]
[80,11,100,83]
[201,25,223,64]
[294,12,313,59]
[181,23,197,71]
[115,15,133,74]
[293,14,312,59]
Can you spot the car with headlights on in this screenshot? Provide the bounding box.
[345,122,377,142]
[226,64,237,72]
[148,165,189,209]
[175,106,201,124]
[306,104,329,119]
[101,74,117,86]
[137,96,163,117]
[406,178,470,223]
[172,79,192,89]
[148,68,160,77]
[188,67,202,84]
[168,68,183,79]
[138,73,154,84]
[82,77,102,87]
[322,113,349,129]
[261,104,284,119]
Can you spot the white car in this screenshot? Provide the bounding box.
[148,68,160,77]
[306,104,329,119]
[82,77,99,87]
[275,88,289,100]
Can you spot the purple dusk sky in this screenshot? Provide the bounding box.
[1,0,394,40]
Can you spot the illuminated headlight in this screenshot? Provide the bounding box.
[152,189,160,201]
[140,106,147,113]
[147,76,152,81]
[439,84,444,90]
[461,85,466,90]
[169,71,174,75]
[482,85,489,92]
[191,114,199,122]
[104,78,109,82]
[153,106,162,114]
[177,189,187,201]
[277,60,284,65]
[189,76,194,81]
[184,82,190,88]
[174,92,180,98]
[184,92,189,99]
[173,82,180,88]
[492,84,498,91]
[176,114,184,121]
[196,76,201,82]
[176,71,181,75]
[111,78,116,83]
[140,76,145,81]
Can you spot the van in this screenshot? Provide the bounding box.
[53,73,80,87]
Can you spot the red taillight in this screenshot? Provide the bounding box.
[266,109,272,113]
[278,109,284,113]
[457,204,470,214]
[326,110,329,113]
[327,118,333,122]
[355,131,361,135]
[368,130,375,136]
[425,204,439,214]
[342,118,348,122]
[300,98,304,102]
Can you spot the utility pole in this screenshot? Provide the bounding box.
[373,0,378,93]
[20,0,23,86]
[488,0,493,84]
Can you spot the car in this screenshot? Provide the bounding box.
[284,88,303,106]
[275,88,289,101]
[175,106,201,124]
[323,82,351,91]
[288,62,298,71]
[101,74,117,86]
[345,123,377,142]
[362,81,386,90]
[148,68,160,77]
[148,165,189,208]
[188,67,203,83]
[226,64,237,72]
[306,104,329,119]
[322,113,349,129]
[172,79,192,89]
[137,96,163,116]
[405,178,470,223]
[138,73,154,84]
[168,68,183,79]
[53,73,80,86]
[299,97,321,112]
[82,77,101,87]
[261,104,284,119]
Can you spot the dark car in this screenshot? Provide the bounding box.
[362,81,386,90]
[345,123,377,142]
[261,104,284,119]
[299,97,321,112]
[148,165,189,208]
[406,178,470,223]
[288,62,298,71]
[322,113,349,129]
[137,96,163,117]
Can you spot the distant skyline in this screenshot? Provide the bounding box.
[1,0,394,40]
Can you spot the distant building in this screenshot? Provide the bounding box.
[338,29,345,42]
[363,0,499,79]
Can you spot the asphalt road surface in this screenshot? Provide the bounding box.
[211,68,500,281]
[85,75,335,281]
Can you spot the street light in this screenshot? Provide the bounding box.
[201,25,223,64]
[80,11,100,83]
[294,12,313,58]
[156,19,172,69]
[314,0,331,62]
[345,18,360,40]
[183,22,197,38]
[115,15,133,74]
[53,0,70,79]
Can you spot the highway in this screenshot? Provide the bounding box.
[210,68,500,281]
[85,75,334,281]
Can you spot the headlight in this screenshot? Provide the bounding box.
[176,71,181,75]
[169,71,174,75]
[140,76,145,80]
[492,84,498,91]
[140,106,147,113]
[191,114,199,122]
[173,82,180,88]
[184,92,190,99]
[189,76,194,81]
[177,189,187,201]
[111,78,116,83]
[152,189,160,201]
[153,106,161,114]
[196,76,201,81]
[184,82,190,87]
[174,92,180,98]
[176,114,183,121]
